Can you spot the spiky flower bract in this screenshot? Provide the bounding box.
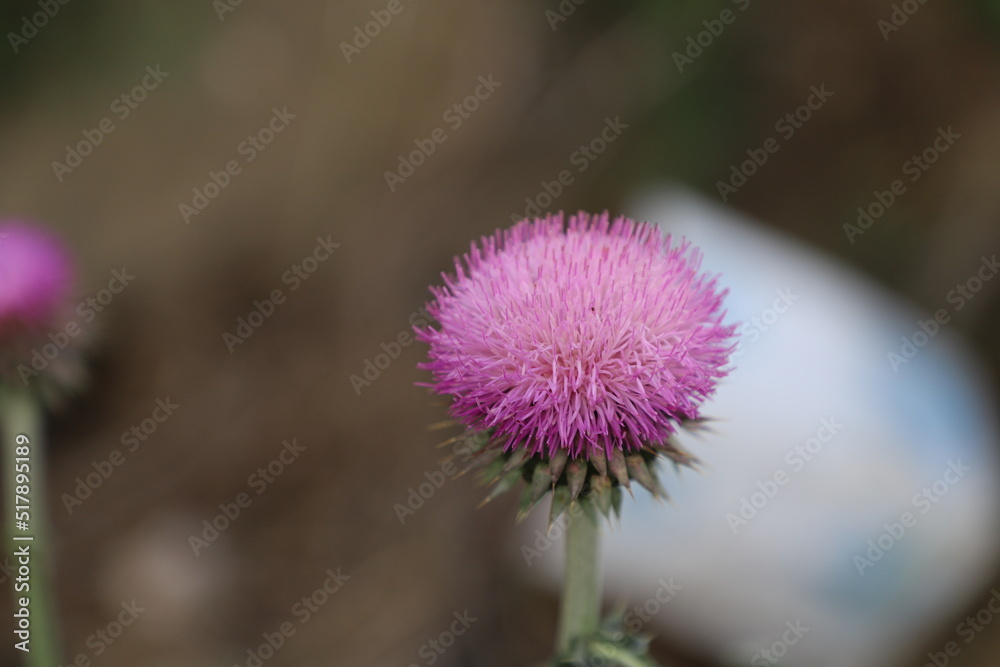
[417,212,735,520]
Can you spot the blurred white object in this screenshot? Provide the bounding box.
[519,186,1000,667]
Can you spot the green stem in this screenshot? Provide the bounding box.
[2,385,62,667]
[556,509,602,654]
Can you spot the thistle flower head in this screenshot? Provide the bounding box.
[0,220,73,334]
[0,219,85,401]
[417,212,735,462]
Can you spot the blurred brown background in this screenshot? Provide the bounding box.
[2,0,1000,665]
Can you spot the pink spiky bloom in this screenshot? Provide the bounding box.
[0,220,73,334]
[416,212,736,460]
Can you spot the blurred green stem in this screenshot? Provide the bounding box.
[2,385,61,667]
[556,510,602,654]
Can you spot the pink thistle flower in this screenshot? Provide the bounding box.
[0,220,86,400]
[417,212,735,461]
[0,220,73,335]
